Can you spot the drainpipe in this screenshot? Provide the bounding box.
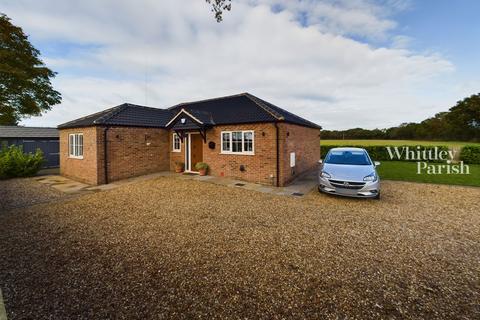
[103,126,110,184]
[275,122,280,187]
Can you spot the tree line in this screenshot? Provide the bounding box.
[322,93,480,142]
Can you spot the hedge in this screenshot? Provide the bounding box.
[0,144,44,179]
[460,145,480,164]
[320,144,450,163]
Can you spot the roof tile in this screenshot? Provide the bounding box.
[58,93,321,129]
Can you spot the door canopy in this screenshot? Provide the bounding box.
[165,108,214,142]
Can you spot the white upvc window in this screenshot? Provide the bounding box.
[68,133,84,159]
[172,133,181,152]
[220,130,254,155]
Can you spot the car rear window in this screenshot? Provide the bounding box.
[325,150,371,165]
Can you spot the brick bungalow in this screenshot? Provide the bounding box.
[58,93,321,186]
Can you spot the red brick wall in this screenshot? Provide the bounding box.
[105,127,169,183]
[168,124,277,185]
[61,126,169,185]
[60,127,103,185]
[203,123,278,185]
[278,123,320,186]
[168,122,319,186]
[60,123,319,187]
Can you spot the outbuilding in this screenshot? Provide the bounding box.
[0,125,60,168]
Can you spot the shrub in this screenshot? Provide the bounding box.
[320,144,450,163]
[460,145,480,164]
[195,162,209,171]
[174,161,184,168]
[0,144,44,179]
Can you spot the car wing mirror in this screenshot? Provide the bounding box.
[374,161,381,166]
[318,159,323,164]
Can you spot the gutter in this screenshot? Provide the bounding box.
[104,126,110,184]
[275,122,280,187]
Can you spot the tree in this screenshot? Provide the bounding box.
[0,14,61,125]
[445,93,480,141]
[206,0,232,22]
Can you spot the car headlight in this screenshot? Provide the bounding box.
[321,171,331,179]
[363,172,377,182]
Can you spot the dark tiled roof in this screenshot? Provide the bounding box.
[58,103,173,129]
[249,94,321,129]
[166,109,215,127]
[185,109,215,125]
[0,126,59,138]
[171,117,204,131]
[58,93,321,130]
[169,93,321,129]
[169,93,278,125]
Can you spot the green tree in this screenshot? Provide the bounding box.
[0,13,61,125]
[446,93,480,141]
[206,0,232,22]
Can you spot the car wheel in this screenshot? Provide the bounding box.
[318,185,322,193]
[374,192,381,200]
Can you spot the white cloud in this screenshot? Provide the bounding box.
[250,0,411,40]
[1,0,459,129]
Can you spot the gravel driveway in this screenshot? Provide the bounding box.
[0,176,479,319]
[0,178,65,212]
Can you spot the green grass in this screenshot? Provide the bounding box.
[322,139,480,148]
[377,161,480,187]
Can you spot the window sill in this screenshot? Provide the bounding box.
[69,156,84,160]
[220,152,255,156]
[172,150,181,153]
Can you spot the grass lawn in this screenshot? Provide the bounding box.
[322,139,480,148]
[377,161,480,187]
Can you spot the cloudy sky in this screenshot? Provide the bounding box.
[3,0,479,129]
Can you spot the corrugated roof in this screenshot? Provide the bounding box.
[58,93,321,130]
[0,126,59,138]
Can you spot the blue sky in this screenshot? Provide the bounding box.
[1,0,478,129]
[394,0,480,80]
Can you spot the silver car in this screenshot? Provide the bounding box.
[318,147,381,199]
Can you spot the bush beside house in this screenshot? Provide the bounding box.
[0,144,44,179]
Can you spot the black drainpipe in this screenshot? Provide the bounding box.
[274,122,280,187]
[104,126,110,184]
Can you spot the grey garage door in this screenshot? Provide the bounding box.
[1,139,59,168]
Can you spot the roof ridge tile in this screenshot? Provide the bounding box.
[243,93,284,120]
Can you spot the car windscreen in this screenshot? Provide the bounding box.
[324,150,371,165]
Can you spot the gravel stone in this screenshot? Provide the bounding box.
[0,178,65,212]
[0,176,479,319]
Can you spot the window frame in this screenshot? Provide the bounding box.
[68,133,84,159]
[172,133,181,152]
[220,130,254,155]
